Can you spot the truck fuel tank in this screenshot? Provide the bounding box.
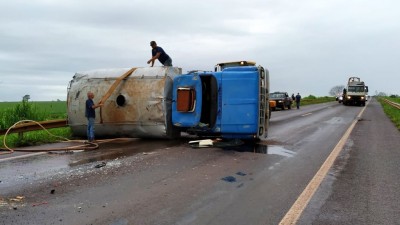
[67,67,182,139]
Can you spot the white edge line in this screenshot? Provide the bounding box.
[0,152,46,163]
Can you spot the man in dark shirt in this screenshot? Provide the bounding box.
[295,93,302,109]
[85,92,103,142]
[147,41,173,67]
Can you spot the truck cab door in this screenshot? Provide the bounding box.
[172,74,203,127]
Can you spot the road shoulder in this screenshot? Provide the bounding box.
[299,98,400,225]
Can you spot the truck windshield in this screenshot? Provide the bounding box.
[270,93,285,98]
[348,86,365,92]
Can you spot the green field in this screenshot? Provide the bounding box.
[0,101,67,116]
[0,100,67,130]
[388,97,400,104]
[0,101,70,148]
[300,96,336,106]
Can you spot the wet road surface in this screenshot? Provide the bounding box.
[1,98,399,225]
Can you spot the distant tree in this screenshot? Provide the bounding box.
[305,95,316,99]
[22,94,30,101]
[329,85,345,96]
[375,91,387,97]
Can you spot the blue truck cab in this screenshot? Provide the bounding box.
[172,61,269,140]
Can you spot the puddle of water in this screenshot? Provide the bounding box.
[0,139,186,190]
[221,142,296,157]
[68,138,184,167]
[324,117,346,125]
[0,154,71,189]
[266,146,296,157]
[110,218,129,225]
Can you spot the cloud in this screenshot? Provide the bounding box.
[0,0,399,101]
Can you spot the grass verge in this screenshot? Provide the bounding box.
[1,127,73,149]
[378,97,400,130]
[300,96,336,106]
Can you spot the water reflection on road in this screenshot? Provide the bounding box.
[220,141,296,157]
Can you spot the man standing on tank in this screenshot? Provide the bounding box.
[147,41,173,67]
[85,92,103,142]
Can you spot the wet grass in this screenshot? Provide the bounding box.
[0,101,66,120]
[1,128,73,149]
[378,97,400,130]
[0,100,70,148]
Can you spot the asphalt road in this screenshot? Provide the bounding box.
[0,98,399,225]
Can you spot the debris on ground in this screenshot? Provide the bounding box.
[9,196,24,202]
[94,162,106,168]
[189,138,244,148]
[143,152,156,155]
[189,139,213,148]
[221,176,236,183]
[32,202,48,207]
[236,171,247,176]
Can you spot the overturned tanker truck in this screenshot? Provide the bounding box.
[67,61,270,140]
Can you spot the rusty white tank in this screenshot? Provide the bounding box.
[67,67,182,138]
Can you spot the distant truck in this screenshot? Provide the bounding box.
[269,92,292,110]
[67,61,270,141]
[342,77,368,106]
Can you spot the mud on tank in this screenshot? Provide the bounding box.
[67,67,182,139]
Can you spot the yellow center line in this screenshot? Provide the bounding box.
[278,102,368,225]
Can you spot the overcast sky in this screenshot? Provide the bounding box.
[0,0,399,101]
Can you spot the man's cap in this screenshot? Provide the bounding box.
[150,41,156,46]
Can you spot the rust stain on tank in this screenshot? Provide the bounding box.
[100,76,167,123]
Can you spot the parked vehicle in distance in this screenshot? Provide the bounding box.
[342,77,368,106]
[269,92,292,110]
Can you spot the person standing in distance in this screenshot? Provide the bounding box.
[295,93,302,109]
[147,41,173,67]
[85,92,103,142]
